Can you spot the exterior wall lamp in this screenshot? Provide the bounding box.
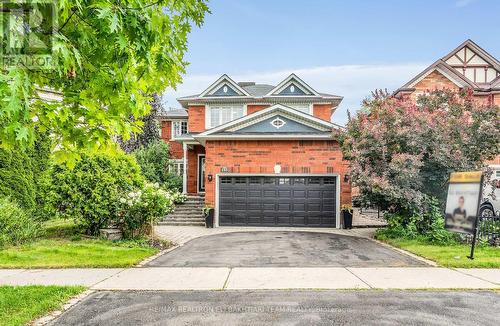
[207,174,213,182]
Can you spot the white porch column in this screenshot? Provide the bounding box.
[182,142,188,194]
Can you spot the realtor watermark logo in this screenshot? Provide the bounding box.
[1,0,57,69]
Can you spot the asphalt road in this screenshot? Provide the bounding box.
[51,290,499,326]
[146,231,426,267]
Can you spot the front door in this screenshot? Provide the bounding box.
[198,155,205,193]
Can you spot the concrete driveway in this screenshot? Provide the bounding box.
[51,290,500,326]
[146,231,426,267]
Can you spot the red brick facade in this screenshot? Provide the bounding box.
[413,71,459,94]
[160,120,183,159]
[188,105,205,133]
[247,104,269,115]
[313,104,333,122]
[187,145,205,193]
[204,140,351,206]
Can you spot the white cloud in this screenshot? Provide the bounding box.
[162,63,427,125]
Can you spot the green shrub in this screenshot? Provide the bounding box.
[376,197,458,245]
[0,197,41,248]
[133,141,182,191]
[46,152,144,235]
[116,183,175,238]
[372,196,460,244]
[0,132,52,213]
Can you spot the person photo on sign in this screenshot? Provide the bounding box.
[452,196,467,225]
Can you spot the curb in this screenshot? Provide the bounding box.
[31,289,95,326]
[136,244,180,267]
[370,238,438,267]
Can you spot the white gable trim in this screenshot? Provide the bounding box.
[265,73,320,97]
[199,74,251,97]
[408,67,467,88]
[198,104,335,137]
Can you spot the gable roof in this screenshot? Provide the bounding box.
[193,104,340,144]
[443,39,500,71]
[398,59,477,91]
[395,39,500,95]
[265,73,320,97]
[157,108,188,119]
[176,74,343,107]
[198,74,251,98]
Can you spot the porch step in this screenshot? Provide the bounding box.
[171,209,203,215]
[165,213,204,219]
[158,219,205,226]
[159,195,205,226]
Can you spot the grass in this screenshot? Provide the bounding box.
[0,219,159,268]
[380,237,500,268]
[0,285,85,326]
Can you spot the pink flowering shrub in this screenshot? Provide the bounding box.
[336,89,499,234]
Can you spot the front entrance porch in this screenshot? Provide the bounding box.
[180,142,205,195]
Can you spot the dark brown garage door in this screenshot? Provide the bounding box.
[218,176,336,227]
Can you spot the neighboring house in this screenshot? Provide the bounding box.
[159,73,351,228]
[394,39,500,165]
[394,39,500,105]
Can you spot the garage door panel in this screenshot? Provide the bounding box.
[292,190,306,198]
[219,176,336,227]
[276,216,292,224]
[248,190,262,197]
[263,190,277,197]
[292,203,306,212]
[307,190,321,197]
[278,190,291,197]
[262,203,276,210]
[247,202,261,210]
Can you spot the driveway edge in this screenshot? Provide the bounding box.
[136,244,181,267]
[31,289,95,326]
[369,238,438,267]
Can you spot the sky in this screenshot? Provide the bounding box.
[162,0,500,125]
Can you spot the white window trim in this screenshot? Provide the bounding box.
[205,104,247,129]
[171,120,188,140]
[170,159,185,176]
[287,103,313,115]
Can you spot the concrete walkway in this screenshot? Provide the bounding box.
[1,267,499,290]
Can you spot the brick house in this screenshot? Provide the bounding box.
[394,39,500,165]
[159,73,350,228]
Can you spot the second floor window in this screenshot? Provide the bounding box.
[209,105,244,128]
[172,120,188,139]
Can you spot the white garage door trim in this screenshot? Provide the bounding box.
[215,173,340,228]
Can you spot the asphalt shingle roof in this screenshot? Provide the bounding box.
[158,108,188,118]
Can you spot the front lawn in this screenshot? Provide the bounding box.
[380,237,500,268]
[0,220,161,268]
[0,285,84,326]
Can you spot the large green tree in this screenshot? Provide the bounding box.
[0,0,208,162]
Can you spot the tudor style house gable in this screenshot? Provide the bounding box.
[394,39,500,165]
[159,74,350,229]
[395,39,500,106]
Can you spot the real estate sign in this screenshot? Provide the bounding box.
[445,171,483,235]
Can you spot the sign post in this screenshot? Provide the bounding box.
[444,171,483,260]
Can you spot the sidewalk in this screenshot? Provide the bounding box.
[1,267,499,290]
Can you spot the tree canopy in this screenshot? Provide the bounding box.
[336,89,500,214]
[0,0,209,162]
